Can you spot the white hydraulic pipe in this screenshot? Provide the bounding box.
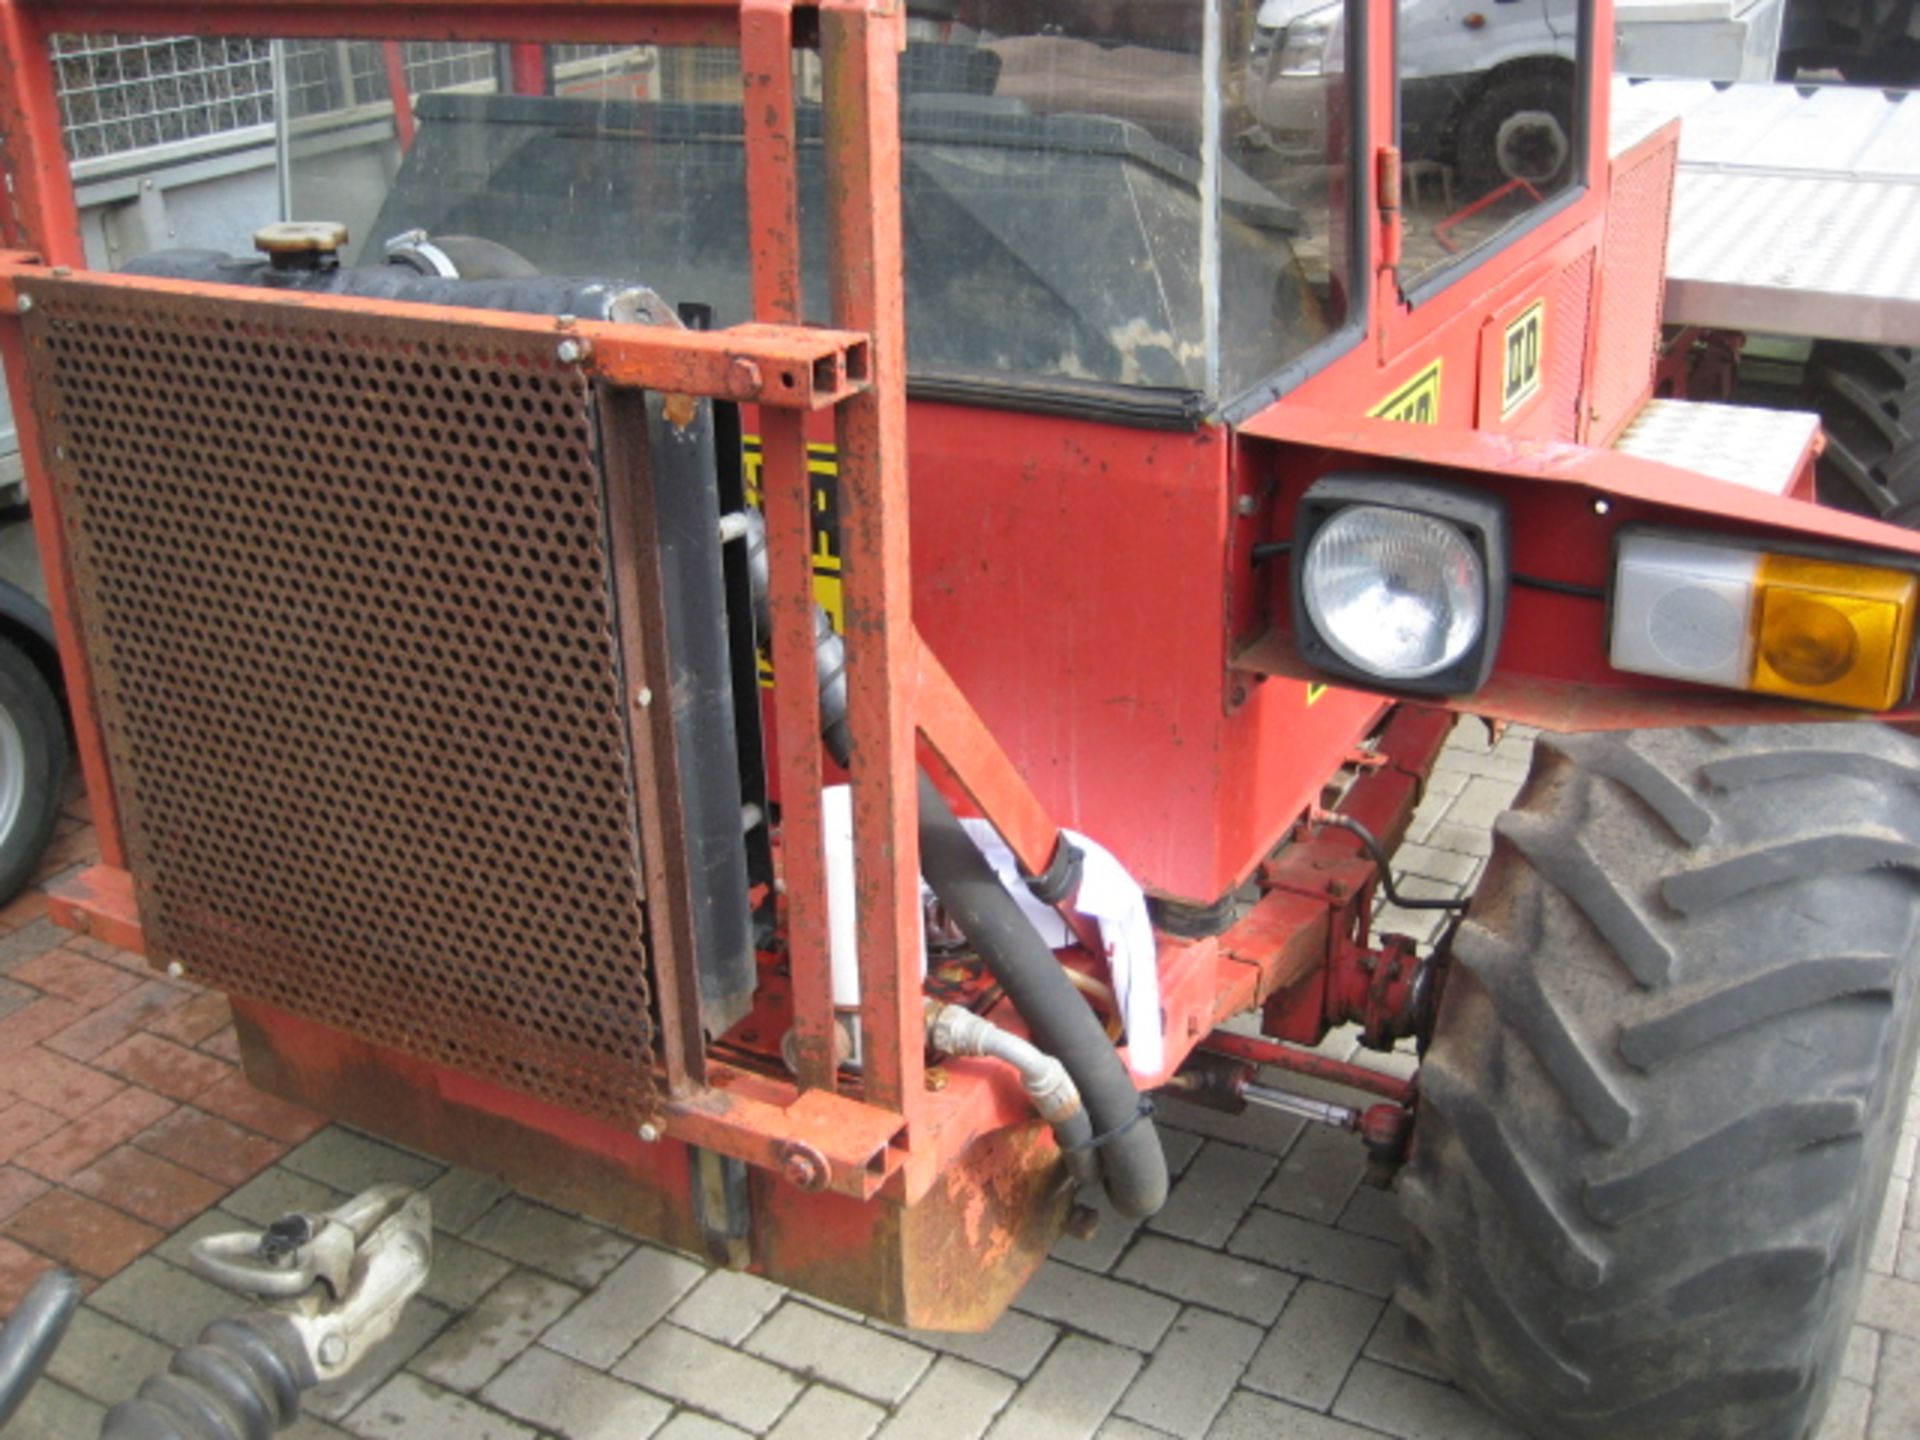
[823,783,861,1018]
[925,1001,1083,1127]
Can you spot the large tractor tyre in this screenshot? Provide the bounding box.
[1454,66,1577,197]
[0,636,65,907]
[1398,724,1920,1440]
[1804,342,1920,521]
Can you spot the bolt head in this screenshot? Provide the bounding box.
[638,1122,661,1142]
[166,961,185,979]
[1234,494,1258,517]
[776,1141,830,1192]
[726,356,764,398]
[15,294,32,314]
[1063,1203,1102,1242]
[556,338,586,364]
[317,1333,348,1367]
[635,686,653,708]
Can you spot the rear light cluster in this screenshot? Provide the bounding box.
[1288,476,1920,713]
[1611,535,1918,711]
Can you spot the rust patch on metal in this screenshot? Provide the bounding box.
[24,278,663,1127]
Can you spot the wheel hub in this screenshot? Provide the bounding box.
[1493,108,1569,184]
[0,706,26,845]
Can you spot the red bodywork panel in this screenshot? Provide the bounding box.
[902,402,1385,904]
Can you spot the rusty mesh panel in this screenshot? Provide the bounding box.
[24,281,662,1125]
[1589,136,1679,446]
[1510,251,1594,444]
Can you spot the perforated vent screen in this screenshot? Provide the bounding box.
[1590,135,1679,446]
[24,279,662,1125]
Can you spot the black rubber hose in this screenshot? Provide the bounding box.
[917,773,1169,1218]
[1318,812,1470,912]
[742,510,1165,1215]
[0,1269,80,1430]
[101,1314,314,1440]
[1056,1110,1101,1189]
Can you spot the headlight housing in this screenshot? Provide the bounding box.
[1273,2,1344,76]
[1290,476,1510,695]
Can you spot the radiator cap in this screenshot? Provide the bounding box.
[254,221,349,269]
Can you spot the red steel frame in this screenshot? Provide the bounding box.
[0,0,1091,1205]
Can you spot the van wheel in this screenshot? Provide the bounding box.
[1455,68,1575,196]
[0,637,65,906]
[1399,724,1920,1440]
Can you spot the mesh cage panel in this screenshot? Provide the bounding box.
[24,280,662,1125]
[1589,136,1679,446]
[1542,252,1595,444]
[1503,251,1594,444]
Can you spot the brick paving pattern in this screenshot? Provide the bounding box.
[4,721,1918,1438]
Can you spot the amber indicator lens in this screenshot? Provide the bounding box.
[1751,555,1918,711]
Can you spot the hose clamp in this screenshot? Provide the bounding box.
[1023,837,1084,906]
[1060,1096,1156,1154]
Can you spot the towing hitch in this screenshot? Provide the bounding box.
[102,1185,434,1437]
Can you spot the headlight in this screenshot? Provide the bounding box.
[1304,509,1483,678]
[1290,476,1510,695]
[1274,3,1343,76]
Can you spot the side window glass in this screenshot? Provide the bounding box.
[1396,0,1584,290]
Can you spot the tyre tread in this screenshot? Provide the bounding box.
[1399,724,1920,1440]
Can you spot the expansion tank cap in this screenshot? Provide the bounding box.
[255,221,350,271]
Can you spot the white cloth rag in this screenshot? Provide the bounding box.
[953,819,1164,1080]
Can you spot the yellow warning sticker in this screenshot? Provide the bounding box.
[1501,300,1545,419]
[741,436,843,685]
[1370,361,1443,425]
[1306,682,1329,705]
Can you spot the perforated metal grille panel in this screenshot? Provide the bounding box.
[1522,252,1593,444]
[1590,135,1679,446]
[24,279,662,1126]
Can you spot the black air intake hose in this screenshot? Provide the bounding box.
[916,773,1168,1218]
[745,514,1167,1216]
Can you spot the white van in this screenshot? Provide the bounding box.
[1248,0,1785,186]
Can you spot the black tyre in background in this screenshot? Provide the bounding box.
[0,634,66,906]
[1805,342,1920,522]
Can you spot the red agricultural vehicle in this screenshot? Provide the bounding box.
[2,0,1917,1436]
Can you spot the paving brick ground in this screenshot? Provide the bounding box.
[5,721,1919,1438]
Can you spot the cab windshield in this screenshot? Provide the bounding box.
[56,14,1355,409]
